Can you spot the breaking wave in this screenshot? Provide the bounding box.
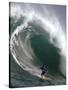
[10,3,66,78]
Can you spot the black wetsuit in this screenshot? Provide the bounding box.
[40,66,48,76]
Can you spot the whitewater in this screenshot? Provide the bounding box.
[10,3,66,79]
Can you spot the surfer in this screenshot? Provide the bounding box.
[40,65,48,78]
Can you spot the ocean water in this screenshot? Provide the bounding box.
[9,2,66,88]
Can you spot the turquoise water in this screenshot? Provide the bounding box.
[31,34,60,73]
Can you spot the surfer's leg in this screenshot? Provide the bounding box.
[41,71,45,78]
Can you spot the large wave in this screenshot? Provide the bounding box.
[10,3,66,78]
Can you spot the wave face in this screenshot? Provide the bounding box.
[10,3,66,78]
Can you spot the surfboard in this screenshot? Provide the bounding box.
[40,76,52,80]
